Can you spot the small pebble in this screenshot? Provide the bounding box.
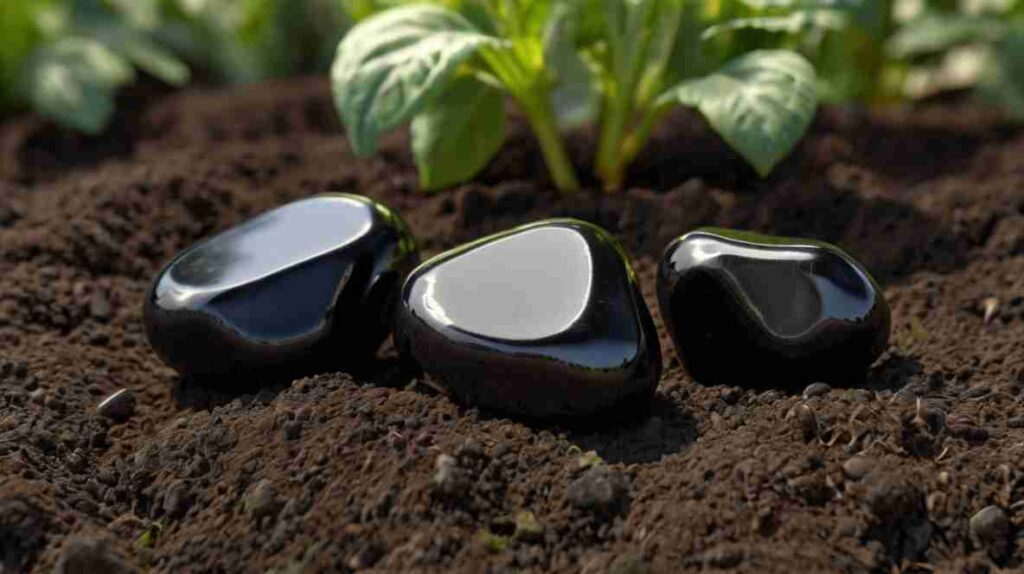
[842,456,873,481]
[1008,416,1024,429]
[796,405,818,441]
[244,479,282,521]
[96,389,135,422]
[65,449,87,474]
[56,537,131,574]
[433,454,467,497]
[803,382,831,399]
[982,297,1000,324]
[970,505,1009,552]
[566,466,630,516]
[283,421,302,441]
[609,553,651,574]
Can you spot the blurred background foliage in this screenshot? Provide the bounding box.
[0,0,1022,133]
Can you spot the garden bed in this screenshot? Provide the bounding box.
[1,76,1023,572]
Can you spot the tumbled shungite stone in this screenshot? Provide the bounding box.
[144,193,418,378]
[657,228,890,388]
[394,219,661,417]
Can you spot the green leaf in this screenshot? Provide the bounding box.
[701,11,849,41]
[543,2,597,128]
[411,76,505,190]
[888,13,1009,59]
[658,49,817,176]
[117,35,191,86]
[103,0,161,29]
[331,5,499,156]
[0,0,57,109]
[978,26,1024,121]
[25,37,134,134]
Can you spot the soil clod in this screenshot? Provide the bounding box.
[566,466,631,517]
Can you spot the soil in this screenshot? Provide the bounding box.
[1,76,1023,573]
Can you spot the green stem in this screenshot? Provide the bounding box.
[619,105,664,173]
[595,91,631,192]
[522,96,580,194]
[865,0,895,104]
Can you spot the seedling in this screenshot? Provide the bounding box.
[0,0,345,134]
[331,0,822,192]
[1,0,189,134]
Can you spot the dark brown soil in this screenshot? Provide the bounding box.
[2,77,1023,573]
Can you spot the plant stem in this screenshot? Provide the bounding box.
[595,91,631,192]
[522,96,580,194]
[619,105,664,173]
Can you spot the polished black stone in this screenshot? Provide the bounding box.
[144,193,418,378]
[394,219,661,418]
[657,228,890,388]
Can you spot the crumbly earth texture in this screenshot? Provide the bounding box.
[1,77,1023,573]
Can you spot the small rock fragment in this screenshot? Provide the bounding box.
[162,480,191,518]
[433,454,467,497]
[803,382,831,398]
[97,389,135,422]
[701,545,745,569]
[567,466,630,516]
[982,297,1000,324]
[609,553,651,574]
[65,449,87,474]
[797,404,818,441]
[842,456,873,481]
[282,420,302,441]
[970,505,1009,555]
[244,479,281,521]
[56,537,132,574]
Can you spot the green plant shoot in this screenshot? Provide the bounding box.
[330,0,822,193]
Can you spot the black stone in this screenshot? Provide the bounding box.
[657,228,890,388]
[96,389,135,422]
[394,219,661,417]
[144,193,418,379]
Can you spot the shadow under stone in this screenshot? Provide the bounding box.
[559,396,698,465]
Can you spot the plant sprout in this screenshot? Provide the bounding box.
[331,0,828,192]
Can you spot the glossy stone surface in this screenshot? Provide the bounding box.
[144,193,418,378]
[395,219,661,417]
[657,228,890,388]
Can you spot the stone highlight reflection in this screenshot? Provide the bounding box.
[395,219,661,417]
[657,228,890,388]
[144,193,418,379]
